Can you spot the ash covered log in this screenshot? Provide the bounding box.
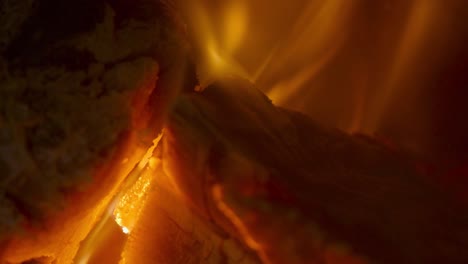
[0,0,192,262]
[160,77,468,264]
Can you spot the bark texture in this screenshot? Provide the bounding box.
[162,77,468,264]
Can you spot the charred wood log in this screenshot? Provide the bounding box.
[162,77,468,264]
[0,0,192,262]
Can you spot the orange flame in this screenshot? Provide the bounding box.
[177,0,456,145]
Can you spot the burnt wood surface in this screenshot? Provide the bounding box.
[0,1,194,262]
[163,77,468,264]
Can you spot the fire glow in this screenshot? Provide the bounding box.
[180,0,446,139]
[73,1,463,263]
[73,136,161,264]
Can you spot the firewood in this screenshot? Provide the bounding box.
[162,77,468,264]
[0,0,190,262]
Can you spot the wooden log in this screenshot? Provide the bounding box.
[0,0,191,262]
[162,77,468,264]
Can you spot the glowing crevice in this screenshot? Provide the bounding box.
[73,135,162,263]
[211,185,269,263]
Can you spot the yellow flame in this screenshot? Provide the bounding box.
[177,0,250,86]
[223,1,247,54]
[178,0,354,101]
[365,1,438,132]
[178,0,451,139]
[268,44,339,105]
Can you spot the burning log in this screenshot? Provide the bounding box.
[159,77,468,264]
[1,0,467,263]
[0,0,190,262]
[118,153,261,264]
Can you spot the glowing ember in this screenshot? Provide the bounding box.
[112,135,162,234]
[113,156,159,234]
[73,135,162,263]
